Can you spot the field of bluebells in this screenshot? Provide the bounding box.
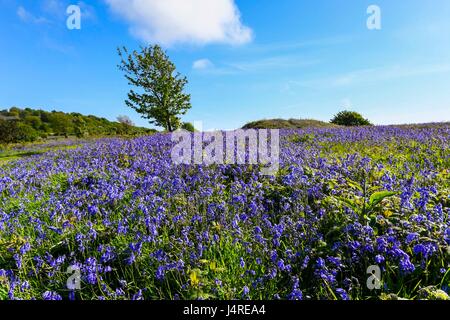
[0,124,449,300]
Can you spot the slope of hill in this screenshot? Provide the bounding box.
[242,118,338,129]
[0,107,155,143]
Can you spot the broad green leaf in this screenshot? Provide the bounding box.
[369,191,397,208]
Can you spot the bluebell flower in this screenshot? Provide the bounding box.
[242,286,250,297]
[399,257,415,274]
[156,266,165,281]
[406,233,419,244]
[42,291,62,300]
[19,242,31,255]
[287,289,303,300]
[336,288,349,300]
[375,254,385,264]
[239,257,245,268]
[316,258,326,268]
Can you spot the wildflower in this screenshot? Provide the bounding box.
[399,257,415,274]
[156,266,165,281]
[406,233,419,244]
[375,255,385,264]
[239,257,245,268]
[277,259,285,270]
[13,254,22,269]
[42,291,62,300]
[316,258,326,268]
[19,242,31,255]
[242,286,250,297]
[336,288,349,300]
[20,281,30,291]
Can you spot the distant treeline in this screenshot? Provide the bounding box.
[0,107,156,143]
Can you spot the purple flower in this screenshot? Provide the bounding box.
[399,257,415,274]
[19,242,31,255]
[242,286,250,297]
[288,289,303,300]
[336,288,349,300]
[42,291,62,300]
[375,255,385,264]
[68,291,76,301]
[239,257,245,268]
[316,258,326,268]
[277,259,285,270]
[406,233,419,244]
[156,266,165,281]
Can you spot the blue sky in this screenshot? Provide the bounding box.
[1,0,450,130]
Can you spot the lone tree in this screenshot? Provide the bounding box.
[118,45,191,132]
[330,110,372,126]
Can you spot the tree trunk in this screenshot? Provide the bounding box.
[167,118,173,132]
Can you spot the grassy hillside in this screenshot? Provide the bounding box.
[0,107,155,143]
[242,118,338,129]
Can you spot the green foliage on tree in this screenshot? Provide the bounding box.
[118,45,192,132]
[0,107,156,144]
[0,119,18,144]
[330,111,373,126]
[181,122,196,132]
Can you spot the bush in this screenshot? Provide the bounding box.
[15,123,40,142]
[330,111,372,126]
[181,122,196,132]
[0,119,17,143]
[0,120,39,143]
[0,107,154,142]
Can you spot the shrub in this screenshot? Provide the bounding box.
[0,120,39,143]
[15,123,40,142]
[181,122,196,132]
[330,111,372,126]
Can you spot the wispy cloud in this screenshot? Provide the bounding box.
[229,55,319,72]
[291,63,450,89]
[41,0,65,17]
[41,37,75,55]
[193,55,319,75]
[192,59,214,70]
[78,1,97,22]
[243,35,355,54]
[17,6,49,24]
[42,0,97,22]
[17,1,96,25]
[340,98,353,109]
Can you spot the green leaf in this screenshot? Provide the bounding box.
[0,286,7,300]
[337,196,358,211]
[346,179,364,192]
[369,191,397,208]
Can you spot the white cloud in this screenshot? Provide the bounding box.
[17,6,49,24]
[193,59,214,70]
[105,0,252,46]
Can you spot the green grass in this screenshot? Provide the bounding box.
[242,118,339,129]
[0,145,81,165]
